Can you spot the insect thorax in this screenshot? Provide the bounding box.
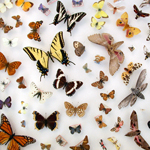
[6,133,15,145]
[131,88,139,95]
[64,14,70,23]
[34,92,42,99]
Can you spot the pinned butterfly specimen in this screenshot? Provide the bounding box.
[128,46,135,52]
[15,0,33,12]
[91,71,108,89]
[125,110,150,150]
[64,101,88,117]
[53,69,83,96]
[111,117,124,132]
[99,103,112,114]
[0,113,36,149]
[73,41,85,57]
[0,52,21,75]
[70,135,90,150]
[83,63,92,73]
[140,0,150,8]
[121,62,142,85]
[69,124,81,134]
[107,137,121,150]
[0,96,11,109]
[32,111,60,131]
[0,78,10,92]
[18,101,28,114]
[92,0,108,19]
[116,12,141,38]
[16,76,26,89]
[38,3,50,16]
[91,17,105,30]
[88,33,124,75]
[21,120,26,128]
[100,90,115,101]
[2,38,18,47]
[56,135,68,146]
[107,2,125,14]
[50,1,86,35]
[0,0,13,13]
[143,45,150,60]
[0,18,13,33]
[27,20,43,42]
[118,69,148,109]
[146,23,150,41]
[29,82,53,103]
[94,55,105,63]
[12,15,23,28]
[99,139,107,150]
[72,0,83,7]
[95,115,107,128]
[40,143,51,150]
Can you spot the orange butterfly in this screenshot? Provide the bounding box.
[94,55,105,63]
[0,52,21,75]
[100,90,115,101]
[99,103,112,114]
[12,15,23,28]
[95,115,107,128]
[0,18,13,33]
[0,114,36,150]
[27,20,43,42]
[16,76,26,89]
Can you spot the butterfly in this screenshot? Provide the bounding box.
[99,103,112,114]
[53,69,83,96]
[70,135,90,150]
[99,139,107,150]
[118,69,148,109]
[2,37,18,47]
[40,143,51,150]
[107,2,125,14]
[121,62,142,85]
[100,90,115,101]
[16,76,26,89]
[0,18,13,33]
[56,135,68,146]
[0,113,36,149]
[143,45,150,60]
[0,52,21,75]
[116,12,141,38]
[69,124,81,134]
[12,15,23,28]
[0,0,13,13]
[29,82,53,103]
[125,110,150,150]
[128,46,135,52]
[21,120,26,127]
[72,0,83,7]
[64,101,88,117]
[111,117,124,132]
[83,63,92,73]
[32,111,60,131]
[140,0,150,8]
[146,23,150,41]
[91,17,105,30]
[0,78,10,92]
[92,0,108,19]
[38,3,50,16]
[50,1,86,34]
[0,96,11,109]
[15,0,33,11]
[18,101,28,114]
[94,55,105,63]
[73,41,85,57]
[88,33,124,75]
[91,71,108,89]
[95,115,107,128]
[27,20,43,42]
[107,137,121,150]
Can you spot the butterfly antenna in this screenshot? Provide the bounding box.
[69,61,75,65]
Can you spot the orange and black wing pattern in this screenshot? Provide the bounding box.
[100,90,115,101]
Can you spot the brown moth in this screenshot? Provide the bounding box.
[88,33,124,76]
[73,41,85,56]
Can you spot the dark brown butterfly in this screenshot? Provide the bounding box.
[12,15,23,28]
[16,76,26,89]
[0,18,13,33]
[99,103,112,114]
[73,41,85,56]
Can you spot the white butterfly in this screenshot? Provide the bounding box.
[0,0,13,13]
[2,38,18,47]
[18,101,28,114]
[29,82,53,103]
[0,78,11,92]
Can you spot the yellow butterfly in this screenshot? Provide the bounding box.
[91,17,105,30]
[107,137,121,150]
[92,0,108,19]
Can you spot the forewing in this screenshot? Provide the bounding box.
[136,69,146,88]
[64,101,75,117]
[76,103,88,117]
[7,61,21,75]
[4,96,11,108]
[0,52,7,70]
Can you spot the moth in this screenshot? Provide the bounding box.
[88,33,124,75]
[107,137,121,150]
[64,101,88,117]
[38,3,50,16]
[0,18,13,33]
[99,103,112,114]
[0,78,10,92]
[121,62,142,85]
[83,63,92,73]
[125,110,150,150]
[56,135,68,147]
[2,38,18,47]
[91,71,108,89]
[94,55,105,63]
[118,69,148,109]
[147,23,150,41]
[21,120,26,128]
[0,0,13,13]
[16,76,26,89]
[133,5,149,19]
[128,46,135,52]
[107,2,125,14]
[18,101,28,114]
[12,15,23,28]
[72,0,83,7]
[111,117,124,132]
[73,41,85,56]
[143,45,150,60]
[50,1,86,35]
[0,96,11,109]
[69,124,81,134]
[91,17,105,30]
[140,0,150,8]
[116,12,141,38]
[100,90,115,101]
[95,115,107,128]
[99,139,107,150]
[40,143,51,150]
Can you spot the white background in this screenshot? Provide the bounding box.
[1,0,150,150]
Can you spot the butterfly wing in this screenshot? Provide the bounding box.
[75,125,81,133]
[126,27,141,38]
[10,38,18,47]
[69,126,75,134]
[0,52,8,71]
[91,17,105,30]
[109,90,115,99]
[73,41,85,56]
[0,3,6,13]
[29,82,40,98]
[40,91,53,103]
[16,76,26,89]
[64,101,75,117]
[100,93,108,101]
[76,103,88,117]
[15,0,33,11]
[0,78,10,92]
[2,38,10,47]
[4,96,11,108]
[7,61,21,75]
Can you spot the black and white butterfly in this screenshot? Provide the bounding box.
[53,69,83,96]
[69,124,81,134]
[146,23,150,41]
[50,1,86,35]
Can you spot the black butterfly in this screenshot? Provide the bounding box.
[50,1,86,35]
[53,68,83,96]
[69,124,81,134]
